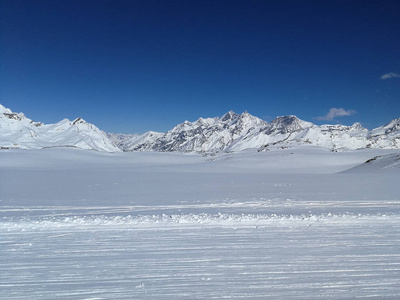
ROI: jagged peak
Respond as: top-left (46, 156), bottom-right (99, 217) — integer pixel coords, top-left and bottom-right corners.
top-left (236, 111), bottom-right (266, 127)
top-left (273, 114), bottom-right (297, 120)
top-left (169, 120), bottom-right (193, 132)
top-left (270, 115), bottom-right (304, 126)
top-left (238, 110), bottom-right (256, 119)
top-left (380, 117), bottom-right (400, 134)
top-left (195, 116), bottom-right (218, 126)
top-left (265, 115), bottom-right (313, 135)
top-left (0, 104), bottom-right (31, 122)
top-left (383, 117), bottom-right (400, 128)
top-left (221, 110), bottom-right (239, 122)
top-left (3, 112), bottom-right (26, 121)
top-left (0, 104), bottom-right (13, 114)
top-left (72, 117), bottom-right (87, 125)
top-left (350, 122), bottom-right (365, 130)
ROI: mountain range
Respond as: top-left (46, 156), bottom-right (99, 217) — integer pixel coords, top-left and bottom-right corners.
top-left (1, 104), bottom-right (399, 152)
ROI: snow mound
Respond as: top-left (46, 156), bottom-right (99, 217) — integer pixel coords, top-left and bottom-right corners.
top-left (3, 213), bottom-right (399, 230)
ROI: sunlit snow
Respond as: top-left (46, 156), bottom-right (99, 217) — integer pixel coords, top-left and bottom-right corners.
top-left (1, 147), bottom-right (400, 299)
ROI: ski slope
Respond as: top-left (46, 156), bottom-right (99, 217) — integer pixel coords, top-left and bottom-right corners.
top-left (1, 147), bottom-right (400, 299)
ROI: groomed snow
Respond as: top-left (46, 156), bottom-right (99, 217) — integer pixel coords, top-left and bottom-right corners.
top-left (1, 147), bottom-right (400, 299)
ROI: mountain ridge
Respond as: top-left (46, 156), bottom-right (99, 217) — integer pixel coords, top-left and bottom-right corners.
top-left (1, 104), bottom-right (400, 152)
top-left (109, 110), bottom-right (400, 153)
top-left (0, 104), bottom-right (120, 152)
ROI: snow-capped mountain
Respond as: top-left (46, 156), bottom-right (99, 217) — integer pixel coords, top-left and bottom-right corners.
top-left (116, 111), bottom-right (400, 152)
top-left (2, 104), bottom-right (400, 152)
top-left (115, 111), bottom-right (270, 152)
top-left (0, 104), bottom-right (120, 152)
top-left (107, 131), bottom-right (163, 151)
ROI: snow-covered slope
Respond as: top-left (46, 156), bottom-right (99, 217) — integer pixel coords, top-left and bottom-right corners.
top-left (117, 111), bottom-right (400, 152)
top-left (0, 104), bottom-right (120, 152)
top-left (343, 153), bottom-right (400, 173)
top-left (107, 131), bottom-right (164, 151)
top-left (368, 118), bottom-right (400, 148)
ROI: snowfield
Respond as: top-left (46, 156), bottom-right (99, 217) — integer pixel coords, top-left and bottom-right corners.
top-left (1, 147), bottom-right (400, 299)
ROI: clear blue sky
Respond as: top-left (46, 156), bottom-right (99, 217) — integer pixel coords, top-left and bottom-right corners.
top-left (1, 0), bottom-right (400, 133)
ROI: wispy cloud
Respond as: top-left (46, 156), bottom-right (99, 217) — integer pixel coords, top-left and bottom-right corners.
top-left (316, 108), bottom-right (356, 121)
top-left (380, 72), bottom-right (400, 80)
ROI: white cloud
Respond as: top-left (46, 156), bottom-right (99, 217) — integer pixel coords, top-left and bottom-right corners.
top-left (380, 72), bottom-right (400, 80)
top-left (316, 108), bottom-right (356, 121)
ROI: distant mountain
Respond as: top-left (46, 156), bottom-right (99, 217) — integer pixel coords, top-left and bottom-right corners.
top-left (0, 104), bottom-right (120, 152)
top-left (114, 111), bottom-right (400, 152)
top-left (2, 104), bottom-right (400, 152)
top-left (113, 111), bottom-right (270, 152)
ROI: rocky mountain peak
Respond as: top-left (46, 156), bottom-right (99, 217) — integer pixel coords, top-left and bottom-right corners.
top-left (383, 118), bottom-right (400, 133)
top-left (265, 115), bottom-right (312, 135)
top-left (350, 122), bottom-right (365, 131)
top-left (1, 104), bottom-right (26, 121)
top-left (0, 104), bottom-right (13, 114)
top-left (221, 110), bottom-right (239, 122)
top-left (72, 117), bottom-right (89, 125)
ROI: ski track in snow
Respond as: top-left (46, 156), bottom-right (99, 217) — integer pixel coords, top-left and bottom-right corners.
top-left (1, 148), bottom-right (400, 299)
top-left (2, 214), bottom-right (400, 299)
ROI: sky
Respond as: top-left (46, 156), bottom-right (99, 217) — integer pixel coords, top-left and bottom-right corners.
top-left (1, 0), bottom-right (400, 133)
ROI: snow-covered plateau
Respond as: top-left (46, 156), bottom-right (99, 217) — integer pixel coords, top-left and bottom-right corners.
top-left (1, 146), bottom-right (400, 299)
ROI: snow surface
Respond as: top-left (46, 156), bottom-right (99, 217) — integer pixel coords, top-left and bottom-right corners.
top-left (1, 147), bottom-right (400, 299)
